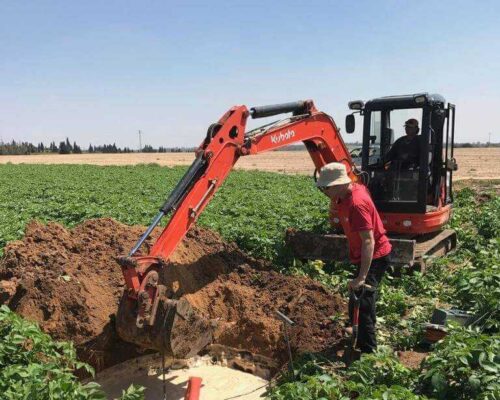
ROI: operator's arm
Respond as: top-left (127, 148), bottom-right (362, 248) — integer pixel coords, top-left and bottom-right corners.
top-left (384, 138), bottom-right (399, 163)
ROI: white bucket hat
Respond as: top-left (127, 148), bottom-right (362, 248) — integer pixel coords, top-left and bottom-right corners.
top-left (316, 162), bottom-right (351, 187)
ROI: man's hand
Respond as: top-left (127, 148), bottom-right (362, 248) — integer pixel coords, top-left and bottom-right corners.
top-left (348, 276), bottom-right (366, 291)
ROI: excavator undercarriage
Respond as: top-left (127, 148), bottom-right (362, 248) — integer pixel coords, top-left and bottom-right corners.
top-left (285, 228), bottom-right (457, 273)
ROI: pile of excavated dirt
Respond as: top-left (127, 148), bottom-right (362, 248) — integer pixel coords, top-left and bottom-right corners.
top-left (184, 268), bottom-right (344, 360)
top-left (0, 218), bottom-right (345, 372)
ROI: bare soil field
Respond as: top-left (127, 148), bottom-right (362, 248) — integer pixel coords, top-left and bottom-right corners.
top-left (0, 148), bottom-right (498, 180)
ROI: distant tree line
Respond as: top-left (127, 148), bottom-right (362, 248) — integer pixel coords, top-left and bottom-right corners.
top-left (454, 142), bottom-right (499, 148)
top-left (0, 138), bottom-right (85, 155)
top-left (0, 139), bottom-right (197, 155)
top-left (142, 145), bottom-right (196, 153)
top-left (88, 143), bottom-right (133, 153)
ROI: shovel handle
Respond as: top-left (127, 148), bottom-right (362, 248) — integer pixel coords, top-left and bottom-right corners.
top-left (352, 305), bottom-right (360, 326)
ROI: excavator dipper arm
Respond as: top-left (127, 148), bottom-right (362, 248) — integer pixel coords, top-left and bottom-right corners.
top-left (116, 100), bottom-right (356, 356)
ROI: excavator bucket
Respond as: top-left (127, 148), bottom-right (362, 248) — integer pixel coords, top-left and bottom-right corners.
top-left (115, 256), bottom-right (213, 358)
top-left (115, 287), bottom-right (213, 358)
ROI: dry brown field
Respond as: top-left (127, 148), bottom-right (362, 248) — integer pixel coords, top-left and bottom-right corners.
top-left (0, 148), bottom-right (498, 180)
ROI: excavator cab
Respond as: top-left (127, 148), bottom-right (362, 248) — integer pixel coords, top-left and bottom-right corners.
top-left (346, 93), bottom-right (457, 234)
top-left (291, 94), bottom-right (459, 272)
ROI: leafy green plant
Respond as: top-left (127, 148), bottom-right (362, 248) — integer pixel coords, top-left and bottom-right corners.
top-left (119, 385), bottom-right (146, 400)
top-left (419, 328), bottom-right (500, 400)
top-left (347, 346), bottom-right (418, 390)
top-left (377, 283), bottom-right (408, 317)
top-left (266, 353), bottom-right (348, 400)
top-left (374, 277), bottom-right (436, 349)
top-left (288, 259), bottom-right (352, 295)
top-left (267, 347), bottom-right (430, 400)
top-left (449, 187), bottom-right (500, 253)
top-left (267, 373), bottom-right (348, 400)
top-left (475, 197), bottom-right (500, 240)
top-left (267, 349), bottom-right (426, 400)
top-left (395, 267), bottom-right (452, 299)
top-left (450, 241), bottom-right (500, 331)
top-left (358, 385), bottom-right (429, 400)
top-left (0, 306), bottom-right (143, 400)
top-left (378, 303), bottom-right (434, 350)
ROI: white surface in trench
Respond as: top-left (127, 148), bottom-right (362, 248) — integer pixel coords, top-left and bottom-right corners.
top-left (95, 354), bottom-right (268, 400)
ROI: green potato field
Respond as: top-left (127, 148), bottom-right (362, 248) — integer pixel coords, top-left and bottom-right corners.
top-left (0, 164), bottom-right (499, 400)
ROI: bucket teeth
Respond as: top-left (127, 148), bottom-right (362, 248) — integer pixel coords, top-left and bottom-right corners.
top-left (116, 289), bottom-right (213, 358)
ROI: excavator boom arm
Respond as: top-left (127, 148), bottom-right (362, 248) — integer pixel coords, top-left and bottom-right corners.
top-left (128, 100), bottom-right (355, 273)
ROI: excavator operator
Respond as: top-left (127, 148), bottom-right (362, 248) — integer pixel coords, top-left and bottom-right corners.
top-left (385, 118), bottom-right (421, 169)
top-left (317, 162), bottom-right (392, 354)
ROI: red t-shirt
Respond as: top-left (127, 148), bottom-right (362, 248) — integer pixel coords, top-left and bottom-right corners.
top-left (336, 183), bottom-right (392, 264)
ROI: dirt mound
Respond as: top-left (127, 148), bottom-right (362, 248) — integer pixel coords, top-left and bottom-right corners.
top-left (0, 218), bottom-right (345, 371)
top-left (185, 267), bottom-right (344, 360)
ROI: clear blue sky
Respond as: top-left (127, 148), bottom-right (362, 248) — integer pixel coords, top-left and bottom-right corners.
top-left (1, 0), bottom-right (499, 148)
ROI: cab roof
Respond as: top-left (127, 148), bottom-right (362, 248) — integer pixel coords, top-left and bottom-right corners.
top-left (364, 93), bottom-right (446, 111)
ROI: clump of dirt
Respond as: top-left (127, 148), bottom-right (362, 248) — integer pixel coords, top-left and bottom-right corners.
top-left (398, 350), bottom-right (428, 369)
top-left (0, 218), bottom-right (345, 371)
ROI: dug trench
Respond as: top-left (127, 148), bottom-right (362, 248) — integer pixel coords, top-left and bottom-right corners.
top-left (0, 218), bottom-right (345, 376)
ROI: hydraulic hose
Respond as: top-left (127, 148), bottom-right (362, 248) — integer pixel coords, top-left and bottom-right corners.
top-left (250, 101), bottom-right (309, 119)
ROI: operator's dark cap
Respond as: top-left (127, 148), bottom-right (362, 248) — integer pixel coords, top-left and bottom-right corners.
top-left (404, 118), bottom-right (419, 128)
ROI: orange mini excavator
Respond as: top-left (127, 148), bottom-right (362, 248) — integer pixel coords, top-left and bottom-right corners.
top-left (116, 95), bottom-right (457, 357)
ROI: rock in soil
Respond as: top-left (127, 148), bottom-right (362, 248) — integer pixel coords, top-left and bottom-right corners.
top-left (0, 218), bottom-right (345, 371)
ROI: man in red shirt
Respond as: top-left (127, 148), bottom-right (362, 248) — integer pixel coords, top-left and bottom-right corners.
top-left (317, 162), bottom-right (392, 353)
